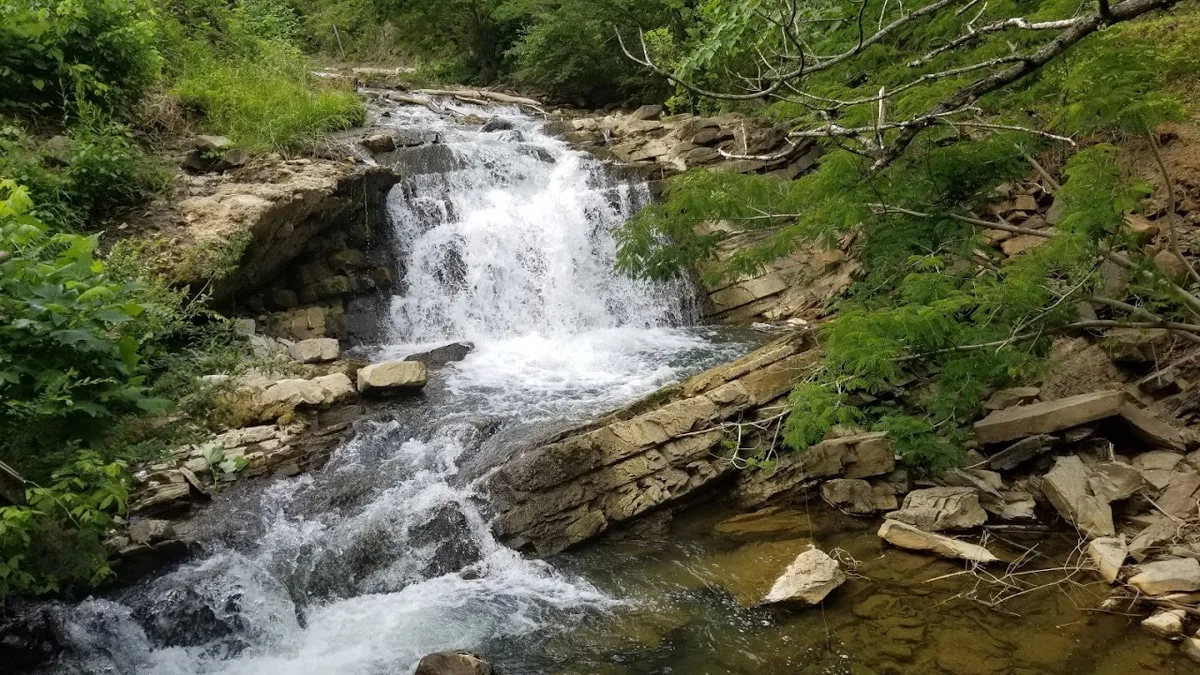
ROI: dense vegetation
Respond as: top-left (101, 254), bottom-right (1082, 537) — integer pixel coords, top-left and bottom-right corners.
top-left (0, 0), bottom-right (361, 598)
top-left (613, 0), bottom-right (1200, 471)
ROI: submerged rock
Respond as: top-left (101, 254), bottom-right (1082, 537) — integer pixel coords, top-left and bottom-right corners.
top-left (414, 650), bottom-right (494, 675)
top-left (713, 506), bottom-right (813, 538)
top-left (1142, 609), bottom-right (1186, 637)
top-left (761, 547), bottom-right (846, 606)
top-left (1086, 536), bottom-right (1128, 583)
top-left (877, 520), bottom-right (998, 564)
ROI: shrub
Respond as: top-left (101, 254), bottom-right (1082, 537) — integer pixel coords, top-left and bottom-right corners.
top-left (0, 0), bottom-right (162, 114)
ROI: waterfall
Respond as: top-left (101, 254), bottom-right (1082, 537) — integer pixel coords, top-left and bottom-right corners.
top-left (35, 97), bottom-right (748, 675)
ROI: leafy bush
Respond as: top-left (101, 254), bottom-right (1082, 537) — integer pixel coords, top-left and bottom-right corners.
top-left (173, 40), bottom-right (363, 152)
top-left (0, 451), bottom-right (130, 597)
top-left (0, 0), bottom-right (162, 113)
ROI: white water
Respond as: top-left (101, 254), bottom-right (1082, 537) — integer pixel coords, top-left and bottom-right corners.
top-left (40, 97), bottom-right (750, 675)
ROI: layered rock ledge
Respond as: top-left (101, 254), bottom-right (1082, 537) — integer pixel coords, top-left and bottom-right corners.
top-left (484, 331), bottom-right (819, 554)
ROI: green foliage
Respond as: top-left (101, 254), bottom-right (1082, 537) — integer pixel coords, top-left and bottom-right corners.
top-left (0, 0), bottom-right (162, 114)
top-left (0, 181), bottom-right (171, 475)
top-left (0, 451), bottom-right (129, 597)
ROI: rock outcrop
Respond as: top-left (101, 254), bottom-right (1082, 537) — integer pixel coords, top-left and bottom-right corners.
top-left (733, 432), bottom-right (895, 508)
top-left (484, 331), bottom-right (819, 554)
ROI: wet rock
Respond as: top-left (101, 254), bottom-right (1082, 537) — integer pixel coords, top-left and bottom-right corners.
top-left (360, 133), bottom-right (396, 153)
top-left (983, 386), bottom-right (1040, 411)
top-left (1142, 609), bottom-right (1186, 637)
top-left (1040, 455), bottom-right (1115, 538)
top-left (877, 520), bottom-right (998, 564)
top-left (974, 390), bottom-right (1124, 445)
top-left (357, 360), bottom-right (427, 394)
top-left (415, 650), bottom-right (495, 675)
top-left (0, 609), bottom-right (61, 671)
top-left (760, 547), bottom-right (846, 606)
top-left (406, 342), bottom-right (474, 367)
top-left (287, 337), bottom-right (340, 364)
top-left (886, 487), bottom-right (987, 532)
top-left (1128, 558), bottom-right (1200, 595)
top-left (1182, 635), bottom-right (1200, 663)
top-left (1119, 402), bottom-right (1186, 451)
top-left (128, 519), bottom-right (175, 545)
top-left (1087, 536), bottom-right (1127, 583)
top-left (481, 117), bottom-right (515, 132)
top-left (820, 478), bottom-right (878, 515)
top-left (382, 144), bottom-right (463, 176)
top-left (409, 506), bottom-right (483, 577)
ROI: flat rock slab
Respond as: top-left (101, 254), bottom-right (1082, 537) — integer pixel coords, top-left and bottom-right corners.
top-left (1041, 455), bottom-right (1115, 538)
top-left (974, 390), bottom-right (1124, 445)
top-left (357, 360), bottom-right (428, 393)
top-left (1119, 402), bottom-right (1186, 451)
top-left (1128, 558), bottom-right (1200, 596)
top-left (877, 519), bottom-right (998, 564)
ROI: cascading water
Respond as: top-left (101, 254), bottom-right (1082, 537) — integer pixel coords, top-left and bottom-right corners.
top-left (34, 97), bottom-right (752, 674)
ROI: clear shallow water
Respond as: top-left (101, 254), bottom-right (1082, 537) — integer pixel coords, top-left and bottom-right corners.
top-left (36, 97), bottom-right (756, 674)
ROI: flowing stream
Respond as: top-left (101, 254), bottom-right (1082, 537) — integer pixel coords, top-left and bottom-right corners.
top-left (36, 98), bottom-right (753, 674)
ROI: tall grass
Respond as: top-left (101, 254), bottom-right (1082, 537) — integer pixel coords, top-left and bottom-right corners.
top-left (173, 41), bottom-right (364, 153)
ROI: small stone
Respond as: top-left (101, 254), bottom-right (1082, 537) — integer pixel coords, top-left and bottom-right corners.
top-left (1086, 536), bottom-right (1127, 583)
top-left (414, 650), bottom-right (494, 675)
top-left (983, 387), bottom-right (1040, 411)
top-left (760, 547), bottom-right (846, 606)
top-left (1154, 250), bottom-right (1190, 284)
top-left (1182, 637), bottom-right (1200, 663)
top-left (195, 135), bottom-right (232, 152)
top-left (128, 519), bottom-right (175, 545)
top-left (1142, 609), bottom-right (1186, 637)
top-left (1128, 558), bottom-right (1200, 596)
top-left (1134, 451), bottom-right (1185, 489)
top-left (1125, 214), bottom-right (1160, 245)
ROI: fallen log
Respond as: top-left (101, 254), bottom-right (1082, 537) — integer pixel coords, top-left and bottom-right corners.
top-left (414, 88), bottom-right (541, 107)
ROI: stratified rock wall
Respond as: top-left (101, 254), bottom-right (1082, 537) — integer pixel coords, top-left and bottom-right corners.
top-left (484, 331), bottom-right (819, 554)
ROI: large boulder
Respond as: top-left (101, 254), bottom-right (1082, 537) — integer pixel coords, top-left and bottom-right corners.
top-left (886, 487), bottom-right (987, 532)
top-left (760, 548), bottom-right (846, 606)
top-left (357, 360), bottom-right (428, 394)
top-left (973, 390), bottom-right (1124, 445)
top-left (877, 520), bottom-right (998, 564)
top-left (414, 650), bottom-right (494, 675)
top-left (259, 373), bottom-right (356, 410)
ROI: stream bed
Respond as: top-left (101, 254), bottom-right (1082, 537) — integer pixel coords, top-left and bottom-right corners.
top-left (32, 96), bottom-right (1198, 674)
